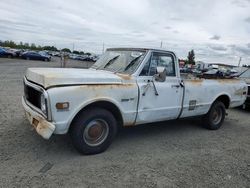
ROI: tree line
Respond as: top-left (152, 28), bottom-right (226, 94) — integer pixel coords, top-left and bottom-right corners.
top-left (0, 40), bottom-right (89, 55)
top-left (179, 49), bottom-right (196, 65)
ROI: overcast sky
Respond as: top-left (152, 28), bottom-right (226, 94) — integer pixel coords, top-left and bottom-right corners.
top-left (0, 0), bottom-right (250, 65)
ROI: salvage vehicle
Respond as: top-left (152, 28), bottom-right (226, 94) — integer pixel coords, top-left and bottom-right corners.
top-left (21, 51), bottom-right (51, 61)
top-left (0, 48), bottom-right (15, 58)
top-left (22, 48), bottom-right (248, 154)
top-left (239, 68), bottom-right (250, 109)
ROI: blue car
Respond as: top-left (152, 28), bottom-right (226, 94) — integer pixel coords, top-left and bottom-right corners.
top-left (21, 51), bottom-right (51, 61)
top-left (0, 48), bottom-right (14, 58)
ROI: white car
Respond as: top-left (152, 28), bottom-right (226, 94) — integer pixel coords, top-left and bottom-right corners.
top-left (22, 48), bottom-right (248, 154)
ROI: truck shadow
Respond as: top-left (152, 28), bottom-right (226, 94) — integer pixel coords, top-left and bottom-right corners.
top-left (116, 118), bottom-right (203, 141)
top-left (47, 118), bottom-right (203, 155)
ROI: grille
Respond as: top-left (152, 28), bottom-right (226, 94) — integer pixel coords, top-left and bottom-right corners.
top-left (24, 84), bottom-right (41, 109)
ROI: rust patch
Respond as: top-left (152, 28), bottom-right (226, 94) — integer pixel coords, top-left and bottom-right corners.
top-left (34, 117), bottom-right (55, 139)
top-left (79, 83), bottom-right (135, 89)
top-left (36, 117), bottom-right (49, 131)
top-left (116, 73), bottom-right (132, 80)
top-left (216, 79), bottom-right (240, 84)
top-left (123, 121), bottom-right (136, 127)
top-left (185, 79), bottom-right (204, 86)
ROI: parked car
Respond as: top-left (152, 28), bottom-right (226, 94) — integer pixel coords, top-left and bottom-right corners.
top-left (239, 68), bottom-right (250, 109)
top-left (21, 51), bottom-right (51, 61)
top-left (0, 48), bottom-right (15, 58)
top-left (22, 48), bottom-right (247, 154)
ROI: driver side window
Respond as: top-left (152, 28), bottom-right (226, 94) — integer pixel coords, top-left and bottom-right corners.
top-left (140, 52), bottom-right (176, 76)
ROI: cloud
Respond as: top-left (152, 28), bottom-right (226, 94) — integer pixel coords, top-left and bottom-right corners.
top-left (209, 45), bottom-right (227, 51)
top-left (210, 35), bottom-right (221, 40)
top-left (0, 0), bottom-right (250, 65)
top-left (247, 43), bottom-right (250, 48)
top-left (231, 0), bottom-right (250, 8)
top-left (245, 17), bottom-right (250, 23)
top-left (234, 46), bottom-right (250, 54)
top-left (164, 26), bottom-right (171, 30)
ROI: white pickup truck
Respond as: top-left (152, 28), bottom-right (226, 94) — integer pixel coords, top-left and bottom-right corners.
top-left (22, 48), bottom-right (248, 154)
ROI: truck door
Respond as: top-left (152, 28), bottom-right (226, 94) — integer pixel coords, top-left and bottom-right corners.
top-left (136, 51), bottom-right (183, 124)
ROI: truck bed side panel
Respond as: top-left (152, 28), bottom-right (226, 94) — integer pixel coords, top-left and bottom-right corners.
top-left (180, 79), bottom-right (246, 118)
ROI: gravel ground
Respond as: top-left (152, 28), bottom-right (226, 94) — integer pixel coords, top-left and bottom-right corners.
top-left (0, 57), bottom-right (249, 188)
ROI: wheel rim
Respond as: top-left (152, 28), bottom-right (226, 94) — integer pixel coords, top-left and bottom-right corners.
top-left (211, 106), bottom-right (222, 125)
top-left (83, 119), bottom-right (109, 146)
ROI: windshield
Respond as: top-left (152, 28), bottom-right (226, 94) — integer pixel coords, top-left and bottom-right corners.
top-left (91, 49), bottom-right (146, 74)
top-left (240, 69), bottom-right (250, 78)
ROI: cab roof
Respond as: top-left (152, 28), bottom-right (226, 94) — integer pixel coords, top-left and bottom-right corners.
top-left (107, 47), bottom-right (175, 54)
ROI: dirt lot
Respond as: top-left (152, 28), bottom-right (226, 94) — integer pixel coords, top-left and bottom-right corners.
top-left (0, 57), bottom-right (249, 187)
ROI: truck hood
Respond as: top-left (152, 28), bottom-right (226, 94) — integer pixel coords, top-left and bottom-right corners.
top-left (25, 68), bottom-right (129, 88)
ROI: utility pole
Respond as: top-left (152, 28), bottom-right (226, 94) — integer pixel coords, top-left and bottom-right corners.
top-left (102, 42), bottom-right (105, 54)
top-left (238, 57), bottom-right (242, 67)
top-left (160, 41), bottom-right (163, 48)
top-left (72, 43), bottom-right (75, 52)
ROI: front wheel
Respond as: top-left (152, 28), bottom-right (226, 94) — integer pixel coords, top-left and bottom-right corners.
top-left (70, 108), bottom-right (117, 155)
top-left (203, 101), bottom-right (226, 130)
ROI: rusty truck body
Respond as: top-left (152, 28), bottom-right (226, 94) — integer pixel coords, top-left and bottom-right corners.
top-left (22, 48), bottom-right (248, 154)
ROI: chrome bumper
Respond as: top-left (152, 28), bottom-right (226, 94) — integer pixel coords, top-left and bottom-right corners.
top-left (22, 96), bottom-right (55, 139)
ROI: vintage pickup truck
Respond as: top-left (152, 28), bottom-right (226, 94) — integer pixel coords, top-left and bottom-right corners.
top-left (22, 48), bottom-right (248, 154)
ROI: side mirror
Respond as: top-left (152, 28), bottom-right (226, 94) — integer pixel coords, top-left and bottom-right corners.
top-left (154, 66), bottom-right (166, 82)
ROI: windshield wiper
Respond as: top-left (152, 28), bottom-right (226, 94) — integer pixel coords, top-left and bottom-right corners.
top-left (116, 55), bottom-right (143, 73)
top-left (103, 55), bottom-right (120, 69)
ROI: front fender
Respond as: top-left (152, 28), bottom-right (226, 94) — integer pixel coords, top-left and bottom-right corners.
top-left (47, 84), bottom-right (138, 134)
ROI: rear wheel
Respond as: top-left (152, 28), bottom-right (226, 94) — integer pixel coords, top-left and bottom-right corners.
top-left (70, 108), bottom-right (117, 155)
top-left (203, 101), bottom-right (226, 130)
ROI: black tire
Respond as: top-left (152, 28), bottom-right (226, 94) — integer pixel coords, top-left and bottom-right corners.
top-left (70, 108), bottom-right (117, 155)
top-left (44, 58), bottom-right (48, 62)
top-left (203, 101), bottom-right (226, 130)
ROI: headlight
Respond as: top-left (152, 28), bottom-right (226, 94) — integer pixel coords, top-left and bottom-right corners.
top-left (40, 93), bottom-right (47, 115)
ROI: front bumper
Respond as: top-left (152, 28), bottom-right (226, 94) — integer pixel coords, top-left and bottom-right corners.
top-left (22, 96), bottom-right (55, 139)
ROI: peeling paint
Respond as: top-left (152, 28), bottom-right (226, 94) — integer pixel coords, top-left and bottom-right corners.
top-left (24, 100), bottom-right (55, 140)
top-left (185, 79), bottom-right (204, 86)
top-left (116, 73), bottom-right (132, 80)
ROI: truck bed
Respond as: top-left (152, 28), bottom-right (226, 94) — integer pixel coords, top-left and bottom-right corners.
top-left (180, 73), bottom-right (246, 118)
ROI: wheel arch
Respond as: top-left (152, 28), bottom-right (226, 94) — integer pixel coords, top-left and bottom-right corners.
top-left (214, 94), bottom-right (230, 109)
top-left (69, 99), bottom-right (124, 131)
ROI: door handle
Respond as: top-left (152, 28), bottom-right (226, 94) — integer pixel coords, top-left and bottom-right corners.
top-left (171, 84), bottom-right (180, 88)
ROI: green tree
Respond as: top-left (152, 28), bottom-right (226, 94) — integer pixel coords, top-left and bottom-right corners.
top-left (24, 43), bottom-right (30, 49)
top-left (73, 50), bottom-right (80, 54)
top-left (187, 49), bottom-right (195, 65)
top-left (30, 43), bottom-right (36, 50)
top-left (43, 46), bottom-right (58, 51)
top-left (85, 52), bottom-right (91, 56)
top-left (61, 48), bottom-right (71, 53)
